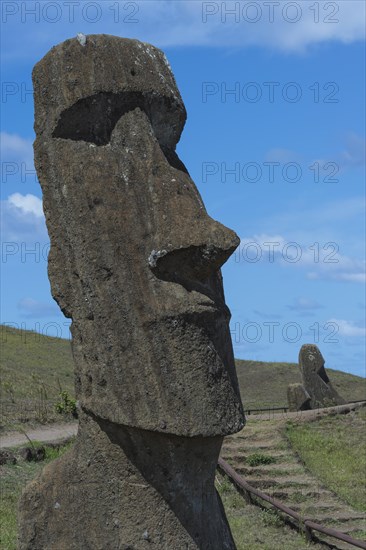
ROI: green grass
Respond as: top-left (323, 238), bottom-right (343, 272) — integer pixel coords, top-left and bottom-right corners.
top-left (0, 440), bottom-right (74, 550)
top-left (285, 408), bottom-right (366, 511)
top-left (0, 325), bottom-right (75, 430)
top-left (246, 453), bottom-right (276, 467)
top-left (216, 474), bottom-right (327, 549)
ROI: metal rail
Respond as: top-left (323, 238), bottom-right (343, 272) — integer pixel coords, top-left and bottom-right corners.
top-left (245, 406), bottom-right (288, 415)
top-left (218, 458), bottom-right (366, 550)
top-left (244, 399), bottom-right (366, 416)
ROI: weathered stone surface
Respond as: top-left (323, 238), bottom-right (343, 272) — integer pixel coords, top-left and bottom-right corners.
top-left (31, 34), bottom-right (243, 436)
top-left (287, 383), bottom-right (311, 412)
top-left (299, 344), bottom-right (345, 409)
top-left (0, 449), bottom-right (17, 465)
top-left (18, 35), bottom-right (245, 549)
top-left (19, 412), bottom-right (236, 549)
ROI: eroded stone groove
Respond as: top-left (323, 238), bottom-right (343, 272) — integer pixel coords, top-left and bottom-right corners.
top-left (18, 35), bottom-right (245, 549)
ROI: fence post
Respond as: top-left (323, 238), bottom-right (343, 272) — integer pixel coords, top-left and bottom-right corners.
top-left (304, 521), bottom-right (313, 542)
top-left (239, 485), bottom-right (252, 504)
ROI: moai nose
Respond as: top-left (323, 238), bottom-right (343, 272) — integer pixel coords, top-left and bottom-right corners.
top-left (149, 218), bottom-right (240, 282)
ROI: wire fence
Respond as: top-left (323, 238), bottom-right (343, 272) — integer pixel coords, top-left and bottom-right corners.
top-left (244, 399), bottom-right (366, 416)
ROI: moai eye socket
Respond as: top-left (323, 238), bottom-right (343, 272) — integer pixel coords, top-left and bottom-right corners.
top-left (52, 91), bottom-right (183, 150)
top-left (52, 91), bottom-right (145, 145)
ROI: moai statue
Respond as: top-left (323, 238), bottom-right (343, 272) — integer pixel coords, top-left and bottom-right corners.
top-left (287, 383), bottom-right (311, 412)
top-left (18, 35), bottom-right (245, 549)
top-left (299, 344), bottom-right (345, 409)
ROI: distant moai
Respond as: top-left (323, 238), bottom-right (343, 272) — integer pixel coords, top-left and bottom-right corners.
top-left (18, 35), bottom-right (245, 549)
top-left (287, 383), bottom-right (311, 412)
top-left (299, 344), bottom-right (345, 409)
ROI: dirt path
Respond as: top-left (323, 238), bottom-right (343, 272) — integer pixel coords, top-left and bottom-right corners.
top-left (1, 402), bottom-right (364, 449)
top-left (0, 422), bottom-right (78, 448)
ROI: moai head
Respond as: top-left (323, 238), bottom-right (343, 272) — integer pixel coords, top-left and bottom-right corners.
top-left (33, 35), bottom-right (245, 437)
top-left (299, 344), bottom-right (345, 408)
top-left (299, 344), bottom-right (328, 382)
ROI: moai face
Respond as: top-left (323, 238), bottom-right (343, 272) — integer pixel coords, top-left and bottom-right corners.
top-left (33, 35), bottom-right (245, 437)
top-left (300, 344), bottom-right (329, 382)
top-left (301, 345), bottom-right (324, 369)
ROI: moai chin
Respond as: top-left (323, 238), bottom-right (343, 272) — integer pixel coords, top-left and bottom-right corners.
top-left (18, 35), bottom-right (245, 549)
top-left (299, 344), bottom-right (345, 409)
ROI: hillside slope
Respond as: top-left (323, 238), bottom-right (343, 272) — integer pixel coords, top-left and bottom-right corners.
top-left (1, 325), bottom-right (364, 429)
top-left (236, 359), bottom-right (366, 409)
top-left (0, 326), bottom-right (74, 429)
top-left (0, 325), bottom-right (74, 400)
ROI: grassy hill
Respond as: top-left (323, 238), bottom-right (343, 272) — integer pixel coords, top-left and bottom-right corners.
top-left (0, 325), bottom-right (365, 430)
top-left (236, 359), bottom-right (366, 409)
top-left (0, 325), bottom-right (74, 430)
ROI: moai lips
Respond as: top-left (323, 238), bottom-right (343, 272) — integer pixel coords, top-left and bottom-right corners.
top-left (18, 35), bottom-right (245, 549)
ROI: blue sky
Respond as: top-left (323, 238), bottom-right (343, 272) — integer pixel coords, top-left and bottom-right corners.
top-left (1, 1), bottom-right (365, 376)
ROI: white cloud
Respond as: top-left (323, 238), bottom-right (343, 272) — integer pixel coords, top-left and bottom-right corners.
top-left (287, 297), bottom-right (323, 311)
top-left (0, 132), bottom-right (36, 185)
top-left (0, 132), bottom-right (33, 164)
top-left (1, 1), bottom-right (365, 61)
top-left (265, 148), bottom-right (302, 164)
top-left (82, 1), bottom-right (366, 53)
top-left (238, 232), bottom-right (365, 283)
top-left (252, 309), bottom-right (283, 319)
top-left (260, 197), bottom-right (365, 238)
top-left (308, 271), bottom-right (366, 283)
top-left (1, 193), bottom-right (46, 241)
top-left (317, 197), bottom-right (365, 223)
top-left (338, 273), bottom-right (366, 283)
top-left (266, 133), bottom-right (365, 183)
top-left (240, 233), bottom-right (286, 249)
top-left (261, 0), bottom-right (365, 52)
top-left (8, 193), bottom-right (43, 218)
top-left (17, 298), bottom-right (59, 318)
top-left (328, 319), bottom-right (366, 338)
top-left (340, 132), bottom-right (366, 168)
top-left (310, 132), bottom-right (366, 174)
